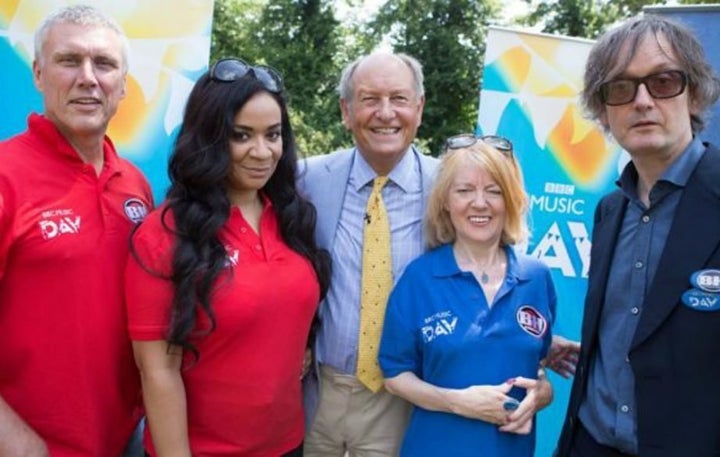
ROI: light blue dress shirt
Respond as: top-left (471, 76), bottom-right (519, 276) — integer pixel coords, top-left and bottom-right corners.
top-left (316, 147), bottom-right (426, 373)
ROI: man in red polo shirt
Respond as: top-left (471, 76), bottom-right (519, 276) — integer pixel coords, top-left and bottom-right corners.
top-left (0, 5), bottom-right (152, 456)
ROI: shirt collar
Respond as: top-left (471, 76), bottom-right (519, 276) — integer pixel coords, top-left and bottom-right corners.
top-left (28, 113), bottom-right (121, 175)
top-left (432, 243), bottom-right (528, 283)
top-left (350, 145), bottom-right (420, 193)
top-left (29, 113), bottom-right (84, 163)
top-left (617, 137), bottom-right (706, 195)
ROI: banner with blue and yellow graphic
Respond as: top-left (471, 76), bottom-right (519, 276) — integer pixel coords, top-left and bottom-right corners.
top-left (0, 0), bottom-right (215, 202)
top-left (477, 26), bottom-right (624, 457)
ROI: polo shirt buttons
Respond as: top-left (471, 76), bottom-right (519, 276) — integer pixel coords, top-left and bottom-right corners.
top-left (630, 307), bottom-right (639, 315)
top-left (254, 244), bottom-right (262, 251)
top-left (240, 227), bottom-right (247, 234)
top-left (641, 215), bottom-right (650, 223)
top-left (620, 405), bottom-right (630, 413)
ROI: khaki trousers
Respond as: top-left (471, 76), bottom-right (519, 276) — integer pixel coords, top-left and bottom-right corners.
top-left (304, 365), bottom-right (411, 457)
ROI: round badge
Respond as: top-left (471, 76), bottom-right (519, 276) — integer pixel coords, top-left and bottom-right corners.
top-left (690, 269), bottom-right (720, 293)
top-left (516, 305), bottom-right (548, 338)
top-left (123, 198), bottom-right (148, 223)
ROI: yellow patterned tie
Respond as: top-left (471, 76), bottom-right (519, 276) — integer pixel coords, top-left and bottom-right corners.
top-left (357, 176), bottom-right (392, 392)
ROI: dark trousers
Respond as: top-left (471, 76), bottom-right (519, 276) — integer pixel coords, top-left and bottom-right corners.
top-left (569, 422), bottom-right (636, 457)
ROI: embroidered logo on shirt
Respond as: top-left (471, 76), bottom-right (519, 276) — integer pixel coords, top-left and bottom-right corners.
top-left (38, 208), bottom-right (81, 240)
top-left (516, 306), bottom-right (548, 338)
top-left (421, 310), bottom-right (458, 343)
top-left (123, 198), bottom-right (149, 223)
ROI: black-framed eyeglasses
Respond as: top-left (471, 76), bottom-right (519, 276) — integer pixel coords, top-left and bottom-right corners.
top-left (444, 134), bottom-right (514, 158)
top-left (210, 58), bottom-right (284, 93)
top-left (599, 70), bottom-right (687, 106)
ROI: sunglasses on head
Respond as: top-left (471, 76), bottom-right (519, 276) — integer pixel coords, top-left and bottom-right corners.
top-left (443, 134), bottom-right (514, 158)
top-left (599, 70), bottom-right (687, 106)
top-left (209, 58), bottom-right (284, 93)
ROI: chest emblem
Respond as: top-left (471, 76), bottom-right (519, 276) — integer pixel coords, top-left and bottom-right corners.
top-left (38, 209), bottom-right (80, 240)
top-left (421, 310), bottom-right (458, 343)
top-left (516, 305), bottom-right (548, 338)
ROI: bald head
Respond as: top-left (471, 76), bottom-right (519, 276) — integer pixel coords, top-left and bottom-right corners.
top-left (337, 51), bottom-right (424, 103)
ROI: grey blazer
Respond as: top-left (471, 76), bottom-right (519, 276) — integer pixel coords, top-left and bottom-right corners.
top-left (297, 146), bottom-right (439, 428)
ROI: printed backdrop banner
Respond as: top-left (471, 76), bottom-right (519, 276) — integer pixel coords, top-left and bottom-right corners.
top-left (477, 26), bottom-right (623, 457)
top-left (0, 0), bottom-right (215, 202)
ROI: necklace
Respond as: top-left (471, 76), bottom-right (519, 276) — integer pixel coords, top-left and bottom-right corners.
top-left (453, 243), bottom-right (504, 286)
top-left (480, 271), bottom-right (490, 284)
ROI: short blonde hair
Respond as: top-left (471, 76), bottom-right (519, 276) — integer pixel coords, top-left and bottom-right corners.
top-left (425, 142), bottom-right (528, 249)
top-left (34, 4), bottom-right (129, 73)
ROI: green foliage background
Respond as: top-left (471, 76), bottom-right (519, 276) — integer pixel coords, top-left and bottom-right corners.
top-left (210, 0), bottom-right (716, 157)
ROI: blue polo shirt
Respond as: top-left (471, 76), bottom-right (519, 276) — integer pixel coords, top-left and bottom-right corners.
top-left (379, 244), bottom-right (556, 457)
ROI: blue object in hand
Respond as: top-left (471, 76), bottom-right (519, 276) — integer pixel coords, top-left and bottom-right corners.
top-left (503, 399), bottom-right (520, 411)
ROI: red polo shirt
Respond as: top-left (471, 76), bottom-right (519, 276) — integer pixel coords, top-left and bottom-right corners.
top-left (0, 114), bottom-right (152, 456)
top-left (126, 201), bottom-right (320, 456)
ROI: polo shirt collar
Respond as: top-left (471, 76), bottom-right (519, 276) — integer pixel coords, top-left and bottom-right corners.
top-left (432, 243), bottom-right (529, 283)
top-left (28, 113), bottom-right (121, 175)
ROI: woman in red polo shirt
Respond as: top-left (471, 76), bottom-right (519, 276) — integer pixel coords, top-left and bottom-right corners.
top-left (124, 58), bottom-right (330, 457)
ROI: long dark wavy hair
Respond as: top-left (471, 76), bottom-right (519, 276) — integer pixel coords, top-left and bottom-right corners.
top-left (153, 71), bottom-right (330, 359)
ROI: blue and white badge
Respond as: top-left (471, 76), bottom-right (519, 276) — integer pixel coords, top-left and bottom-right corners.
top-left (690, 269), bottom-right (720, 293)
top-left (682, 270), bottom-right (720, 311)
top-left (681, 289), bottom-right (720, 311)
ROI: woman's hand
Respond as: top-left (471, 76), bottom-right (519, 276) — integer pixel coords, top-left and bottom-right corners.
top-left (498, 375), bottom-right (553, 435)
top-left (447, 381), bottom-right (517, 426)
top-left (384, 372), bottom-right (551, 431)
top-left (385, 372), bottom-right (518, 426)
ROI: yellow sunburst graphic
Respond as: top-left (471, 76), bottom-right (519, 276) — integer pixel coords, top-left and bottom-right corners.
top-left (548, 103), bottom-right (612, 186)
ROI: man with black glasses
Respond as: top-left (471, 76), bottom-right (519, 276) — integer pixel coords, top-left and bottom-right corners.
top-left (555, 14), bottom-right (720, 457)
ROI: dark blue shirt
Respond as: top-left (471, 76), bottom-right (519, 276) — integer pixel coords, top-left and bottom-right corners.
top-left (578, 138), bottom-right (706, 454)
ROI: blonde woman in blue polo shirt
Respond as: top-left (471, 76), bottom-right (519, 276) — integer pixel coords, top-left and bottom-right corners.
top-left (378, 135), bottom-right (556, 457)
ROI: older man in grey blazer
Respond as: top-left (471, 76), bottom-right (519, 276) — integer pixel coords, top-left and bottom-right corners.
top-left (298, 51), bottom-right (436, 457)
